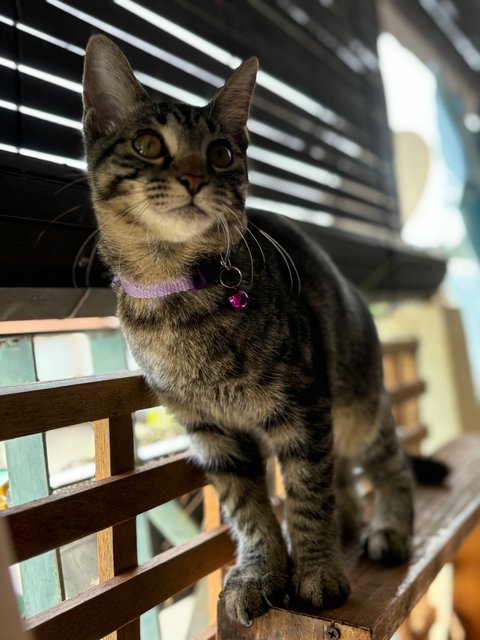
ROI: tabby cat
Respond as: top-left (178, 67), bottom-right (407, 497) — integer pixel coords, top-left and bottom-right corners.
top-left (83, 35), bottom-right (415, 626)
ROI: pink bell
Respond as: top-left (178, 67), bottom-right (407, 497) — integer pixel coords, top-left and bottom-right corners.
top-left (229, 289), bottom-right (248, 309)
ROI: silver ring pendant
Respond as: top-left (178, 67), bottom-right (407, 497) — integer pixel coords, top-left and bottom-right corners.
top-left (219, 266), bottom-right (243, 289)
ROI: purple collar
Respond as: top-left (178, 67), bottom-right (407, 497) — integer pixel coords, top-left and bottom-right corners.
top-left (112, 251), bottom-right (249, 310)
top-left (113, 266), bottom-right (210, 299)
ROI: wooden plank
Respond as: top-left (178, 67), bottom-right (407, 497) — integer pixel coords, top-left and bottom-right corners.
top-left (397, 350), bottom-right (420, 432)
top-left (1, 334), bottom-right (64, 617)
top-left (389, 380), bottom-right (426, 404)
top-left (217, 435), bottom-right (480, 640)
top-left (0, 372), bottom-right (154, 440)
top-left (94, 416), bottom-right (139, 640)
top-left (204, 485), bottom-right (223, 626)
top-left (147, 500), bottom-right (200, 545)
top-left (0, 518), bottom-right (32, 640)
top-left (382, 353), bottom-right (398, 390)
top-left (193, 625), bottom-right (217, 640)
top-left (2, 452), bottom-right (207, 563)
top-left (396, 423), bottom-right (428, 449)
top-left (382, 339), bottom-right (418, 356)
top-left (6, 435), bottom-right (64, 616)
top-left (136, 514), bottom-right (162, 639)
top-left (89, 331), bottom-right (128, 373)
top-left (0, 335), bottom-right (37, 385)
top-left (453, 524), bottom-right (480, 639)
top-left (25, 525), bottom-right (235, 640)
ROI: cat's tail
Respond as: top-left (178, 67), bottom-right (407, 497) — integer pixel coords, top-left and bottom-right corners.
top-left (406, 454), bottom-right (449, 484)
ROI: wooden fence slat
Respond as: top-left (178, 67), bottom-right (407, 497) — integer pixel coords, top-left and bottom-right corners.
top-left (381, 339), bottom-right (418, 356)
top-left (2, 452), bottom-right (207, 564)
top-left (0, 372), bottom-right (154, 440)
top-left (94, 416), bottom-right (139, 640)
top-left (0, 518), bottom-right (31, 640)
top-left (25, 525), bottom-right (235, 640)
top-left (193, 625), bottom-right (217, 640)
top-left (204, 485), bottom-right (223, 627)
top-left (1, 335), bottom-right (64, 617)
top-left (136, 514), bottom-right (162, 639)
top-left (389, 379), bottom-right (426, 404)
top-left (397, 423), bottom-right (428, 450)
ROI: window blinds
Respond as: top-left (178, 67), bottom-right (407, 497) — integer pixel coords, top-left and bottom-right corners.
top-left (0, 0), bottom-right (445, 316)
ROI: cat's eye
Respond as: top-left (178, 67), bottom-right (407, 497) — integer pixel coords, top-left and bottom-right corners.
top-left (207, 142), bottom-right (233, 169)
top-left (133, 132), bottom-right (165, 159)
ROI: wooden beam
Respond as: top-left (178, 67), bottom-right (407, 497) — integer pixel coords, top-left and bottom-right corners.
top-left (453, 524), bottom-right (480, 639)
top-left (382, 339), bottom-right (418, 356)
top-left (94, 416), bottom-right (139, 640)
top-left (204, 485), bottom-right (223, 626)
top-left (25, 525), bottom-right (235, 640)
top-left (2, 452), bottom-right (207, 563)
top-left (217, 435), bottom-right (480, 640)
top-left (0, 518), bottom-right (33, 640)
top-left (396, 423), bottom-right (428, 450)
top-left (0, 372), bottom-right (154, 440)
top-left (389, 380), bottom-right (426, 404)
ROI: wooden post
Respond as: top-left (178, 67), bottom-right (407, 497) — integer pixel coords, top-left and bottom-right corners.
top-left (203, 485), bottom-right (223, 627)
top-left (94, 416), bottom-right (140, 640)
top-left (0, 518), bottom-right (33, 639)
top-left (453, 524), bottom-right (480, 639)
top-left (398, 348), bottom-right (420, 446)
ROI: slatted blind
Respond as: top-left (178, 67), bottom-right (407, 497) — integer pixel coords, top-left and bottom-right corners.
top-left (418, 0), bottom-right (480, 72)
top-left (0, 0), bottom-right (445, 316)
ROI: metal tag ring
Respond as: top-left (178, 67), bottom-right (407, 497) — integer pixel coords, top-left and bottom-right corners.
top-left (219, 266), bottom-right (243, 289)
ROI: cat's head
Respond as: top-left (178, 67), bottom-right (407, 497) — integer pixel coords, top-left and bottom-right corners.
top-left (82, 35), bottom-right (258, 261)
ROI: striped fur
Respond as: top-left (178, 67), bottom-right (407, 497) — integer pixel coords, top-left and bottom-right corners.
top-left (83, 36), bottom-right (414, 626)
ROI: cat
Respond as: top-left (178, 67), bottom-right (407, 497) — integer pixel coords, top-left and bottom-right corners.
top-left (82, 34), bottom-right (416, 626)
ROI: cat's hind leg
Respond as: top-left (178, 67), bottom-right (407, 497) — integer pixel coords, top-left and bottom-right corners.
top-left (188, 423), bottom-right (288, 626)
top-left (357, 392), bottom-right (414, 565)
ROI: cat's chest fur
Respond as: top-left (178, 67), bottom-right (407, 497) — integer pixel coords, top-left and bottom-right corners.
top-left (120, 296), bottom-right (285, 429)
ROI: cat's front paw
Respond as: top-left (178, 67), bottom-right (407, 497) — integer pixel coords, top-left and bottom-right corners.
top-left (362, 527), bottom-right (411, 565)
top-left (292, 564), bottom-right (350, 610)
top-left (220, 565), bottom-right (288, 627)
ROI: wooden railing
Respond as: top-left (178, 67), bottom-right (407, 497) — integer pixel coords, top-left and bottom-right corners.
top-left (0, 371), bottom-right (233, 640)
top-left (0, 338), bottom-right (479, 640)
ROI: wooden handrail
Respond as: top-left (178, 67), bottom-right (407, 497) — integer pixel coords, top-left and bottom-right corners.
top-left (0, 370), bottom-right (425, 441)
top-left (1, 451), bottom-right (206, 564)
top-left (26, 525), bottom-right (235, 640)
top-left (0, 341), bottom-right (430, 640)
top-left (0, 371), bottom-right (154, 440)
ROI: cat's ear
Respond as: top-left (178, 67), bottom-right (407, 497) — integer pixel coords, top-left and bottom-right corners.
top-left (83, 35), bottom-right (151, 137)
top-left (210, 57), bottom-right (259, 144)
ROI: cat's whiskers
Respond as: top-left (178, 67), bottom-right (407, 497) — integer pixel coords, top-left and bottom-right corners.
top-left (223, 204), bottom-right (266, 265)
top-left (243, 224), bottom-right (266, 265)
top-left (54, 175), bottom-right (88, 196)
top-left (85, 238), bottom-right (100, 288)
top-left (35, 204), bottom-right (84, 247)
top-left (233, 224), bottom-right (254, 288)
top-left (78, 196), bottom-right (151, 286)
top-left (250, 222), bottom-right (302, 295)
top-left (72, 227), bottom-right (100, 288)
top-left (218, 216), bottom-right (232, 267)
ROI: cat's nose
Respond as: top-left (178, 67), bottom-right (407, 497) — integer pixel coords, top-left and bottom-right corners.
top-left (177, 173), bottom-right (208, 196)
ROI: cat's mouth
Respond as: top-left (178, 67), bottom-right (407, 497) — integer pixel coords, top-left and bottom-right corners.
top-left (168, 204), bottom-right (208, 218)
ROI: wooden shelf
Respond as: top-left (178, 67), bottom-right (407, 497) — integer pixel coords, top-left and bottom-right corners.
top-left (217, 435), bottom-right (480, 640)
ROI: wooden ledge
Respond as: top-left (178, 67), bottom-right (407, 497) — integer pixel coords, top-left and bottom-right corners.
top-left (218, 435), bottom-right (480, 640)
